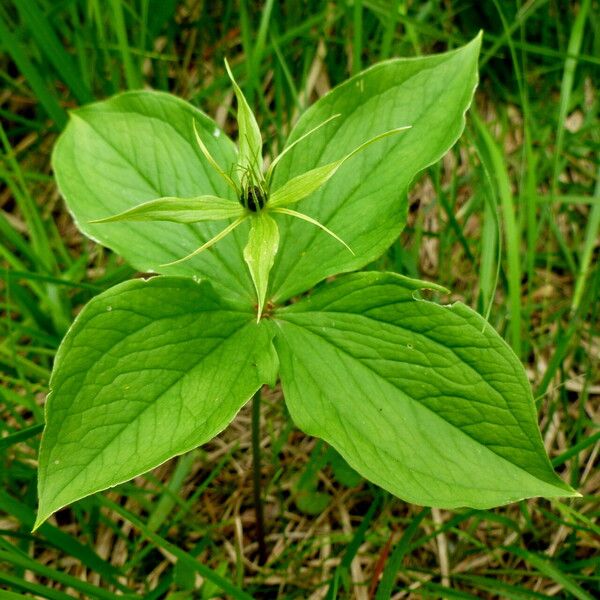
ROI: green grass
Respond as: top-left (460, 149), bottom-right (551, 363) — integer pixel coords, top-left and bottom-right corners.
top-left (1, 1), bottom-right (598, 598)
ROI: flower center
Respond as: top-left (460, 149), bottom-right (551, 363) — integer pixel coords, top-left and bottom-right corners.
top-left (241, 185), bottom-right (267, 212)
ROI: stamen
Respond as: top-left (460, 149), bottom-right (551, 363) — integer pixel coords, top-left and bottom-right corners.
top-left (242, 185), bottom-right (267, 212)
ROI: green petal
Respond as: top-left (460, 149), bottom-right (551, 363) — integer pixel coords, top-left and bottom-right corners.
top-left (193, 120), bottom-right (240, 195)
top-left (265, 114), bottom-right (341, 185)
top-left (271, 207), bottom-right (353, 255)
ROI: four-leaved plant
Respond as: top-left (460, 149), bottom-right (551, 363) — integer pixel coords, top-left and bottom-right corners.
top-left (35, 34), bottom-right (577, 530)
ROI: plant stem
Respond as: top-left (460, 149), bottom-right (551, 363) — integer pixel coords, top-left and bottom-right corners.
top-left (251, 388), bottom-right (267, 565)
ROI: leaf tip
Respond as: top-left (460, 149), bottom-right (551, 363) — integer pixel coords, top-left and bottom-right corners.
top-left (32, 498), bottom-right (53, 532)
top-left (32, 515), bottom-right (44, 533)
top-left (561, 484), bottom-right (583, 499)
top-left (470, 30), bottom-right (484, 53)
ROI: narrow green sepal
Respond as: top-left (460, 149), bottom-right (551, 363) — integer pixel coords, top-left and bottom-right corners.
top-left (271, 207), bottom-right (353, 255)
top-left (224, 58), bottom-right (263, 181)
top-left (162, 216), bottom-right (247, 267)
top-left (269, 126), bottom-right (411, 208)
top-left (243, 213), bottom-right (279, 320)
top-left (90, 195), bottom-right (244, 224)
top-left (192, 120), bottom-right (240, 195)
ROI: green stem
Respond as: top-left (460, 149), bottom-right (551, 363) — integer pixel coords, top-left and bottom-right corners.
top-left (251, 388), bottom-right (267, 564)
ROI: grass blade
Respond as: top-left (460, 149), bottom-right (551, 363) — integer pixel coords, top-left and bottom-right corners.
top-left (0, 8), bottom-right (67, 127)
top-left (472, 111), bottom-right (522, 357)
top-left (15, 0), bottom-right (93, 103)
top-left (505, 546), bottom-right (595, 600)
top-left (375, 507), bottom-right (431, 599)
top-left (98, 496), bottom-right (255, 600)
top-left (109, 0), bottom-right (142, 89)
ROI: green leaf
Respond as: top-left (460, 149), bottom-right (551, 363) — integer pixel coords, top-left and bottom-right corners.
top-left (296, 490), bottom-right (331, 515)
top-left (243, 213), bottom-right (279, 319)
top-left (52, 91), bottom-right (255, 305)
top-left (224, 59), bottom-right (263, 180)
top-left (36, 276), bottom-right (277, 528)
top-left (274, 272), bottom-right (578, 508)
top-left (90, 195), bottom-right (244, 224)
top-left (268, 34), bottom-right (482, 302)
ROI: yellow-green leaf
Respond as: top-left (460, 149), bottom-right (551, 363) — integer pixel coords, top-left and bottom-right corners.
top-left (275, 272), bottom-right (578, 509)
top-left (36, 276), bottom-right (278, 529)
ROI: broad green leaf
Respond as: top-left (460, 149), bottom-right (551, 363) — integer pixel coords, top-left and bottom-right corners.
top-left (243, 213), bottom-right (279, 319)
top-left (274, 272), bottom-right (577, 508)
top-left (268, 34), bottom-right (482, 302)
top-left (36, 276), bottom-right (277, 528)
top-left (224, 59), bottom-right (263, 180)
top-left (52, 91), bottom-right (255, 305)
top-left (90, 195), bottom-right (244, 224)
